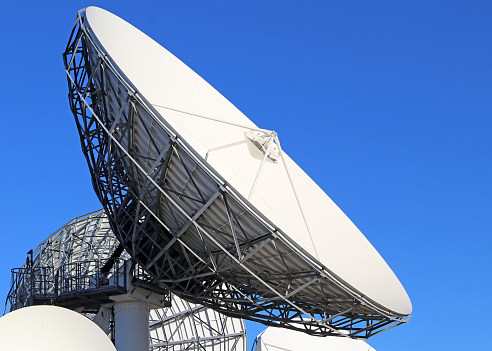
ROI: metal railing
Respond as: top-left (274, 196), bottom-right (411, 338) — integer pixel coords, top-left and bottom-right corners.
top-left (5, 258), bottom-right (128, 313)
top-left (57, 259), bottom-right (127, 295)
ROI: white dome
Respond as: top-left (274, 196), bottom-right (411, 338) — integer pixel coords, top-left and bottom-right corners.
top-left (255, 326), bottom-right (376, 351)
top-left (0, 305), bottom-right (116, 351)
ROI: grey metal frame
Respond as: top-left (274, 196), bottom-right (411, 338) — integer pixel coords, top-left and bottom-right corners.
top-left (5, 210), bottom-right (128, 313)
top-left (63, 9), bottom-right (409, 338)
top-left (150, 296), bottom-right (245, 351)
top-left (5, 210), bottom-right (246, 351)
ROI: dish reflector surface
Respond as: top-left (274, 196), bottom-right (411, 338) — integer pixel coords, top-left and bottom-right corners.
top-left (84, 6), bottom-right (411, 316)
top-left (0, 305), bottom-right (116, 351)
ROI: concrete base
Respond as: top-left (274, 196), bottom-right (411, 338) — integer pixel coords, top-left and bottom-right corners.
top-left (114, 301), bottom-right (150, 351)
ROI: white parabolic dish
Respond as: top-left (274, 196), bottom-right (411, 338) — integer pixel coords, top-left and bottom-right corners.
top-left (0, 305), bottom-right (117, 351)
top-left (84, 6), bottom-right (411, 316)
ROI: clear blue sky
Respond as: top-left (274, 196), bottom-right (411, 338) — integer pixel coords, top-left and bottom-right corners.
top-left (0, 1), bottom-right (490, 350)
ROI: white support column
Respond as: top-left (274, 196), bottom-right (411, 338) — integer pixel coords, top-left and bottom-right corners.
top-left (113, 301), bottom-right (150, 351)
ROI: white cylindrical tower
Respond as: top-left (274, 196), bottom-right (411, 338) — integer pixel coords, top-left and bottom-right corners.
top-left (114, 301), bottom-right (150, 351)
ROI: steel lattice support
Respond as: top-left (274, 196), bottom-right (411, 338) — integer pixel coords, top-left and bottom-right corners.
top-left (5, 210), bottom-right (128, 313)
top-left (63, 10), bottom-right (409, 339)
top-left (149, 298), bottom-right (245, 351)
top-left (5, 210), bottom-right (246, 351)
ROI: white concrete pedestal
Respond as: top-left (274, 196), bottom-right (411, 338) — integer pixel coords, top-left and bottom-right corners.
top-left (113, 301), bottom-right (150, 351)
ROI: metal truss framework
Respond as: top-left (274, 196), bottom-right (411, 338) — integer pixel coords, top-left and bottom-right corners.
top-left (63, 9), bottom-right (409, 338)
top-left (6, 210), bottom-right (128, 313)
top-left (5, 210), bottom-right (246, 351)
top-left (150, 296), bottom-right (245, 351)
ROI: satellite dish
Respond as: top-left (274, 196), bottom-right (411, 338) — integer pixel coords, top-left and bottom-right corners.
top-left (5, 210), bottom-right (246, 351)
top-left (0, 305), bottom-right (116, 351)
top-left (253, 326), bottom-right (376, 351)
top-left (63, 6), bottom-right (411, 337)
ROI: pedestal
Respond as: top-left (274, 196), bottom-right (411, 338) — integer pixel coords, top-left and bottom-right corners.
top-left (113, 301), bottom-right (149, 351)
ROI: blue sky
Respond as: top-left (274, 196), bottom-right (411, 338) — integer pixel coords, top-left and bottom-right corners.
top-left (0, 1), bottom-right (491, 350)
